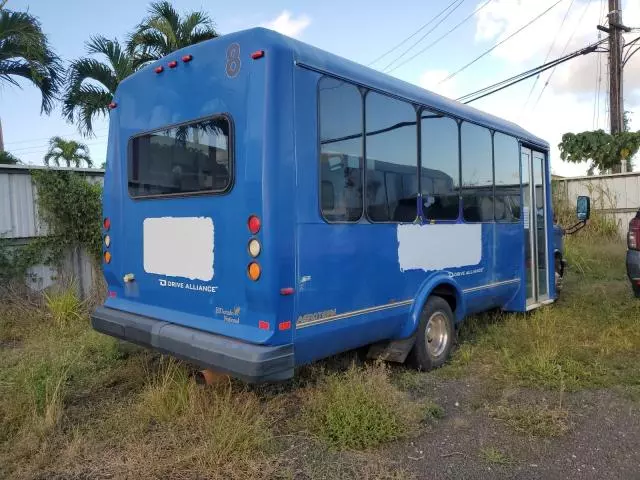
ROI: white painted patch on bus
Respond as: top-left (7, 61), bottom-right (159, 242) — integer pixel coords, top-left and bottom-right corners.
top-left (397, 224), bottom-right (482, 272)
top-left (143, 217), bottom-right (214, 281)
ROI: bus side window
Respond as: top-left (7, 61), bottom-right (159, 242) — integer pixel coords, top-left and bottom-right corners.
top-left (421, 110), bottom-right (459, 221)
top-left (461, 122), bottom-right (493, 223)
top-left (365, 91), bottom-right (417, 223)
top-left (318, 77), bottom-right (363, 222)
top-left (494, 132), bottom-right (520, 222)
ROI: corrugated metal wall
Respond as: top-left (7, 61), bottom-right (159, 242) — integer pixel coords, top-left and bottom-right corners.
top-left (556, 171), bottom-right (640, 237)
top-left (0, 165), bottom-right (105, 297)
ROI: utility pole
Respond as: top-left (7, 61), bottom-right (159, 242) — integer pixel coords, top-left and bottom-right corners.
top-left (598, 0), bottom-right (631, 172)
top-left (608, 0), bottom-right (624, 137)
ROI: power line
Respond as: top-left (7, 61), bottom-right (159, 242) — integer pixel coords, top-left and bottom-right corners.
top-left (530, 0), bottom-right (593, 112)
top-left (381, 0), bottom-right (466, 72)
top-left (520, 0), bottom-right (576, 115)
top-left (456, 38), bottom-right (605, 104)
top-left (366, 0), bottom-right (462, 67)
top-left (385, 0), bottom-right (494, 74)
top-left (439, 0), bottom-right (566, 85)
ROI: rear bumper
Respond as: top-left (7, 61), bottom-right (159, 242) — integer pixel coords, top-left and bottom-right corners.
top-left (91, 306), bottom-right (294, 383)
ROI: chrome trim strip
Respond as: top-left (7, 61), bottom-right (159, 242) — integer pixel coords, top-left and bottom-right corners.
top-left (462, 278), bottom-right (520, 294)
top-left (296, 299), bottom-right (413, 329)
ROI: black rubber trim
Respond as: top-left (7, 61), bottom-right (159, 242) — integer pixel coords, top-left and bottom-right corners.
top-left (91, 306), bottom-right (294, 383)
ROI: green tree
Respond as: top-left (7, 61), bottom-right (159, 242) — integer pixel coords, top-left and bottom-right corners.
top-left (558, 130), bottom-right (640, 175)
top-left (0, 7), bottom-right (62, 113)
top-left (0, 150), bottom-right (20, 164)
top-left (127, 1), bottom-right (218, 61)
top-left (44, 136), bottom-right (92, 168)
top-left (62, 37), bottom-right (143, 137)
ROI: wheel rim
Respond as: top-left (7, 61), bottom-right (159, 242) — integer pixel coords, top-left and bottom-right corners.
top-left (425, 311), bottom-right (449, 358)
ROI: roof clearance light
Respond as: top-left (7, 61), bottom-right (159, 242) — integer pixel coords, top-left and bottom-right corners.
top-left (182, 54), bottom-right (193, 62)
top-left (103, 217), bottom-right (111, 230)
top-left (104, 251), bottom-right (112, 264)
top-left (168, 60), bottom-right (178, 68)
top-left (108, 102), bottom-right (117, 110)
top-left (155, 66), bottom-right (164, 74)
top-left (104, 235), bottom-right (111, 248)
top-left (248, 215), bottom-right (261, 234)
top-left (251, 50), bottom-right (265, 60)
top-left (247, 262), bottom-right (261, 281)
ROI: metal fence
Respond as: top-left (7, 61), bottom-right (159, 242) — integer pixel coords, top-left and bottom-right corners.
top-left (554, 171), bottom-right (640, 237)
top-left (0, 164), bottom-right (105, 297)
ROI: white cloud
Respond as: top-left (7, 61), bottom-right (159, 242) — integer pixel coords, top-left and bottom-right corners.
top-left (262, 11), bottom-right (310, 39)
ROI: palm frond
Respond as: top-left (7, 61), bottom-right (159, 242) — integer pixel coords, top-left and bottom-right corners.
top-left (178, 11), bottom-right (216, 44)
top-left (0, 9), bottom-right (62, 113)
top-left (61, 83), bottom-right (112, 137)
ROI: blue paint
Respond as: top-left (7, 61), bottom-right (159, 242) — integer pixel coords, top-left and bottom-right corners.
top-left (98, 28), bottom-right (556, 371)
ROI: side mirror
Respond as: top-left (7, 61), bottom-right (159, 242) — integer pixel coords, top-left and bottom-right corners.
top-left (576, 195), bottom-right (590, 221)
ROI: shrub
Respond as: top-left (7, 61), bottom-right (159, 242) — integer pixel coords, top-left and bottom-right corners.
top-left (302, 363), bottom-right (421, 450)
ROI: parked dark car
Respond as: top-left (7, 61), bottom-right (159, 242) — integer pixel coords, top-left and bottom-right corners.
top-left (626, 210), bottom-right (640, 297)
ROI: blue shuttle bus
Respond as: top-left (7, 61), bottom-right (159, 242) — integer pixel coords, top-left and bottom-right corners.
top-left (92, 28), bottom-right (557, 382)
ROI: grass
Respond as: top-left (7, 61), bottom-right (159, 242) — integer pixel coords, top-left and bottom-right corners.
top-left (440, 239), bottom-right (640, 392)
top-left (1, 236), bottom-right (639, 477)
top-left (478, 446), bottom-right (512, 465)
top-left (489, 403), bottom-right (569, 437)
top-left (301, 362), bottom-right (423, 450)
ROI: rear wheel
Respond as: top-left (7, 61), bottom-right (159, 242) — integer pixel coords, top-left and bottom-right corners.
top-left (409, 296), bottom-right (455, 371)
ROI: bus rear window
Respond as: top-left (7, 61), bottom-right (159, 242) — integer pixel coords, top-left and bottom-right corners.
top-left (128, 116), bottom-right (232, 198)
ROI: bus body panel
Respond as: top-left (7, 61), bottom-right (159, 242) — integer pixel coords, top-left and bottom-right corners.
top-left (101, 30), bottom-right (296, 348)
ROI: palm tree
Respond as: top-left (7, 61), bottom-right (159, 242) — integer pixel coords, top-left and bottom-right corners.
top-left (127, 1), bottom-right (218, 61)
top-left (0, 6), bottom-right (62, 113)
top-left (62, 37), bottom-right (141, 137)
top-left (44, 136), bottom-right (92, 168)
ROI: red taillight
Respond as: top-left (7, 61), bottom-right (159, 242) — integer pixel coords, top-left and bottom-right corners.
top-left (248, 215), bottom-right (261, 234)
top-left (280, 287), bottom-right (294, 296)
top-left (103, 217), bottom-right (111, 230)
top-left (251, 50), bottom-right (265, 60)
top-left (108, 290), bottom-right (117, 298)
top-left (629, 218), bottom-right (640, 250)
top-left (258, 320), bottom-right (269, 330)
top-left (155, 66), bottom-right (164, 74)
top-left (182, 54), bottom-right (193, 62)
top-left (278, 320), bottom-right (291, 331)
top-left (168, 60), bottom-right (178, 68)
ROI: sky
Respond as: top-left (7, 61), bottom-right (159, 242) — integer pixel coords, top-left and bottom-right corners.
top-left (1, 0), bottom-right (639, 177)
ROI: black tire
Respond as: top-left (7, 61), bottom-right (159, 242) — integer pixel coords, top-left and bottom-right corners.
top-left (409, 296), bottom-right (455, 371)
top-left (632, 282), bottom-right (640, 298)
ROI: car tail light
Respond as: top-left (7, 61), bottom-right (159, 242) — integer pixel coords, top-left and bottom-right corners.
top-left (629, 218), bottom-right (640, 250)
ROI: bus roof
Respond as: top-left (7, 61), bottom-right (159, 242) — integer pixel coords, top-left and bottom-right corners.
top-left (237, 28), bottom-right (549, 150)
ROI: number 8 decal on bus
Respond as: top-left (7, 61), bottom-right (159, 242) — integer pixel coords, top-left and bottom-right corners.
top-left (226, 43), bottom-right (241, 78)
